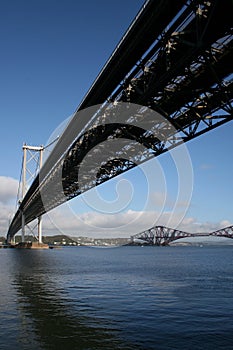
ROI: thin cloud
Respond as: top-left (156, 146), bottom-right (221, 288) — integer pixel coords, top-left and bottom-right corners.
top-left (0, 203), bottom-right (16, 235)
top-left (1, 178), bottom-right (231, 239)
top-left (40, 206), bottom-right (232, 238)
top-left (0, 176), bottom-right (19, 235)
top-left (0, 176), bottom-right (18, 204)
top-left (149, 191), bottom-right (191, 210)
top-left (200, 163), bottom-right (214, 170)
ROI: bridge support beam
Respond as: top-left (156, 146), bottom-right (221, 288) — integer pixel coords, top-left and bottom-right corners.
top-left (38, 216), bottom-right (42, 244)
top-left (21, 212), bottom-right (25, 243)
top-left (20, 143), bottom-right (44, 243)
top-left (37, 147), bottom-right (43, 244)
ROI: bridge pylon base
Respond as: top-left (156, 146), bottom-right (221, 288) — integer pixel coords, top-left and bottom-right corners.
top-left (14, 242), bottom-right (49, 249)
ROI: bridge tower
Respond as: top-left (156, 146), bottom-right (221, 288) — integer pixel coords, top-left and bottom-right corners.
top-left (20, 143), bottom-right (44, 243)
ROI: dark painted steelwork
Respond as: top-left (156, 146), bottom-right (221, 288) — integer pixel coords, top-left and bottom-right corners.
top-left (7, 0), bottom-right (233, 241)
top-left (131, 225), bottom-right (233, 245)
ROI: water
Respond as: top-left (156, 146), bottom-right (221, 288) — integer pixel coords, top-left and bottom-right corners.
top-left (1, 245), bottom-right (233, 350)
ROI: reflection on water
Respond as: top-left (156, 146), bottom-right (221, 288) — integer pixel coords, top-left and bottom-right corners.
top-left (1, 246), bottom-right (233, 350)
top-left (9, 249), bottom-right (135, 350)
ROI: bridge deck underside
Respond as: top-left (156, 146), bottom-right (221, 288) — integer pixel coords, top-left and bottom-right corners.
top-left (8, 0), bottom-right (233, 240)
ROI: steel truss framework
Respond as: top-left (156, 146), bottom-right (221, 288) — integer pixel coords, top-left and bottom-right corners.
top-left (131, 225), bottom-right (233, 246)
top-left (8, 0), bottom-right (233, 241)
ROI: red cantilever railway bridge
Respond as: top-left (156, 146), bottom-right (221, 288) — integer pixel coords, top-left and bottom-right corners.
top-left (7, 0), bottom-right (233, 242)
top-left (131, 225), bottom-right (233, 246)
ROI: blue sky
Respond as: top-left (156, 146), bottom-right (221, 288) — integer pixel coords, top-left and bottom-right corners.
top-left (0, 0), bottom-right (232, 237)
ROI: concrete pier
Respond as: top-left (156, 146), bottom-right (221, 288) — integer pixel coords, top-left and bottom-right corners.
top-left (8, 242), bottom-right (50, 249)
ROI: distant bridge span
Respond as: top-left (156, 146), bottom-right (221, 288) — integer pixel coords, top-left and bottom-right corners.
top-left (131, 225), bottom-right (233, 246)
top-left (7, 0), bottom-right (233, 242)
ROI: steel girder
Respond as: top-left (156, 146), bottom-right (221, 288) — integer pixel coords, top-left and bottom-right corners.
top-left (131, 225), bottom-right (233, 245)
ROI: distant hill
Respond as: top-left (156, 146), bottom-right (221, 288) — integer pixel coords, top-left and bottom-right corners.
top-left (5, 234), bottom-right (76, 245)
top-left (43, 235), bottom-right (76, 245)
top-left (71, 236), bottom-right (130, 246)
top-left (3, 235), bottom-right (130, 246)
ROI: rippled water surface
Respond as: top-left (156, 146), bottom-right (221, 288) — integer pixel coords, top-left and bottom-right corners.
top-left (1, 245), bottom-right (233, 349)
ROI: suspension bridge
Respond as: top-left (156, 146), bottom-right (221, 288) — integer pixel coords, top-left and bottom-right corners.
top-left (7, 0), bottom-right (233, 243)
top-left (131, 225), bottom-right (233, 246)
